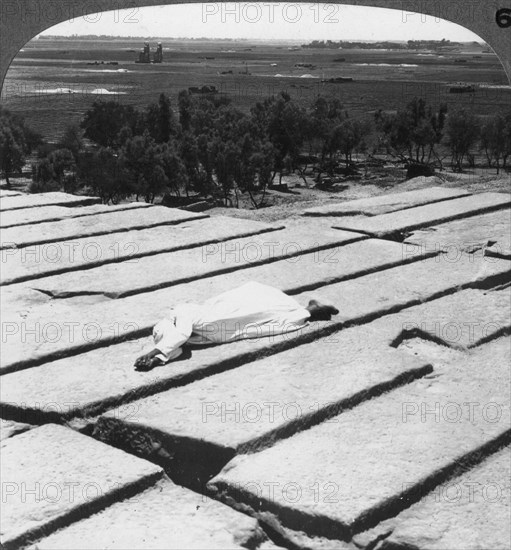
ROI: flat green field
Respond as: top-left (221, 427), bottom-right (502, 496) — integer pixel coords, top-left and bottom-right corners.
top-left (2, 37), bottom-right (510, 141)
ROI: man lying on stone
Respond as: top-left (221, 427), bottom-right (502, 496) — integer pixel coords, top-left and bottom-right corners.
top-left (134, 281), bottom-right (339, 371)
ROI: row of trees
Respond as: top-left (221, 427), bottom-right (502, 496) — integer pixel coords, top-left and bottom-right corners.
top-left (0, 107), bottom-right (42, 186)
top-left (2, 93), bottom-right (511, 205)
top-left (302, 39), bottom-right (461, 50)
top-left (30, 91), bottom-right (376, 206)
top-left (376, 98), bottom-right (511, 173)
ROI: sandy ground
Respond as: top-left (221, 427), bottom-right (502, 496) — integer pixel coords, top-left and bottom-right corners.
top-left (2, 169), bottom-right (510, 224)
top-left (208, 170), bottom-right (511, 223)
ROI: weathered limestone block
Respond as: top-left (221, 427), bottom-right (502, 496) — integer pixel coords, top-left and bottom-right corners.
top-left (0, 192), bottom-right (100, 211)
top-left (0, 287), bottom-right (494, 423)
top-left (1, 251), bottom-right (508, 374)
top-left (1, 217), bottom-right (283, 284)
top-left (307, 254), bottom-right (510, 328)
top-left (377, 446), bottom-right (511, 550)
top-left (27, 478), bottom-right (272, 550)
top-left (208, 339), bottom-right (510, 540)
top-left (2, 266), bottom-right (508, 428)
top-left (0, 424), bottom-right (163, 549)
top-left (0, 206), bottom-right (208, 249)
top-left (405, 209), bottom-right (511, 255)
top-left (27, 234), bottom-right (411, 299)
top-left (333, 193), bottom-right (511, 238)
top-left (304, 186), bottom-right (469, 217)
top-left (369, 287), bottom-right (511, 349)
top-left (0, 201), bottom-right (151, 228)
top-left (97, 327), bottom-right (430, 477)
top-left (0, 321), bottom-right (371, 423)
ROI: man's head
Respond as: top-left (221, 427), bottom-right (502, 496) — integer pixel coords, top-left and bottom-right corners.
top-left (306, 299), bottom-right (339, 321)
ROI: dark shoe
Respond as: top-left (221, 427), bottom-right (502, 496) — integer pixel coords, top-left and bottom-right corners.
top-left (307, 299), bottom-right (339, 320)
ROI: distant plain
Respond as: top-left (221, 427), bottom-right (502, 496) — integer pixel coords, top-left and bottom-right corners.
top-left (2, 37), bottom-right (510, 142)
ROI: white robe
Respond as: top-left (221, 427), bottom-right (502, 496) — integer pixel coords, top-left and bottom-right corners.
top-left (152, 281), bottom-right (311, 363)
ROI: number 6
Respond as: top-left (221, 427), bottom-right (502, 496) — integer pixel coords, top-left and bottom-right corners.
top-left (496, 8), bottom-right (511, 28)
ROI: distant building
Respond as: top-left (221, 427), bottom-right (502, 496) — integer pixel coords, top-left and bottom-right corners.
top-left (135, 42), bottom-right (163, 64)
top-left (154, 43), bottom-right (163, 63)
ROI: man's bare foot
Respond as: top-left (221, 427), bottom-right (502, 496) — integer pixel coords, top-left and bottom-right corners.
top-left (306, 299), bottom-right (339, 321)
top-left (134, 350), bottom-right (164, 372)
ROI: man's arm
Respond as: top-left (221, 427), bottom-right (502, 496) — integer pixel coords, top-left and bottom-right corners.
top-left (134, 311), bottom-right (194, 371)
top-left (153, 314), bottom-right (194, 360)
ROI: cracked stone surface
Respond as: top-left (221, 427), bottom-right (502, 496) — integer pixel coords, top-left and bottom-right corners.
top-left (27, 478), bottom-right (274, 550)
top-left (367, 287), bottom-right (511, 349)
top-left (0, 318), bottom-right (328, 421)
top-left (0, 201), bottom-right (151, 228)
top-left (2, 287), bottom-right (508, 423)
top-left (333, 193), bottom-right (511, 238)
top-left (2, 189), bottom-right (510, 549)
top-left (486, 242), bottom-right (511, 260)
top-left (0, 424), bottom-right (163, 549)
top-left (302, 255), bottom-right (510, 332)
top-left (1, 217), bottom-right (283, 284)
top-left (208, 339), bottom-right (510, 539)
top-left (404, 209), bottom-right (511, 256)
top-left (0, 317), bottom-right (370, 422)
top-left (0, 192), bottom-right (100, 211)
top-left (99, 326), bottom-right (430, 460)
top-left (25, 234), bottom-right (412, 299)
top-left (304, 186), bottom-right (469, 216)
top-left (1, 251), bottom-right (508, 374)
top-left (376, 446), bottom-right (511, 550)
top-left (0, 205), bottom-right (208, 249)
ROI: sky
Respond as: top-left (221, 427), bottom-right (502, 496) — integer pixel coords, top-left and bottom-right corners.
top-left (40, 3), bottom-right (481, 42)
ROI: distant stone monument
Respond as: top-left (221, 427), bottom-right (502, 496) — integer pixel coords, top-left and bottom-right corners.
top-left (136, 42), bottom-right (151, 63)
top-left (154, 42), bottom-right (163, 63)
top-left (135, 42), bottom-right (163, 64)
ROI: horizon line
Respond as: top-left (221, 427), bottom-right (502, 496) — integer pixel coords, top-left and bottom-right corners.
top-left (37, 34), bottom-right (483, 44)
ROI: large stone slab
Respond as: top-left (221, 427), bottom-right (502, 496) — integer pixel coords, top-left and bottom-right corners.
top-left (26, 478), bottom-right (272, 550)
top-left (1, 250), bottom-right (508, 374)
top-left (375, 447), bottom-right (511, 550)
top-left (405, 209), bottom-right (511, 256)
top-left (1, 260), bottom-right (507, 424)
top-left (305, 255), bottom-right (510, 331)
top-left (369, 287), bottom-right (511, 350)
top-left (208, 339), bottom-right (511, 540)
top-left (0, 424), bottom-right (163, 549)
top-left (0, 205), bottom-right (208, 249)
top-left (0, 190), bottom-right (22, 197)
top-left (0, 319), bottom-right (387, 425)
top-left (1, 217), bottom-right (283, 285)
top-left (0, 201), bottom-right (151, 228)
top-left (0, 191), bottom-right (100, 211)
top-left (26, 234), bottom-right (417, 299)
top-left (304, 187), bottom-right (470, 217)
top-left (333, 193), bottom-right (511, 239)
top-left (97, 327), bottom-right (431, 481)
